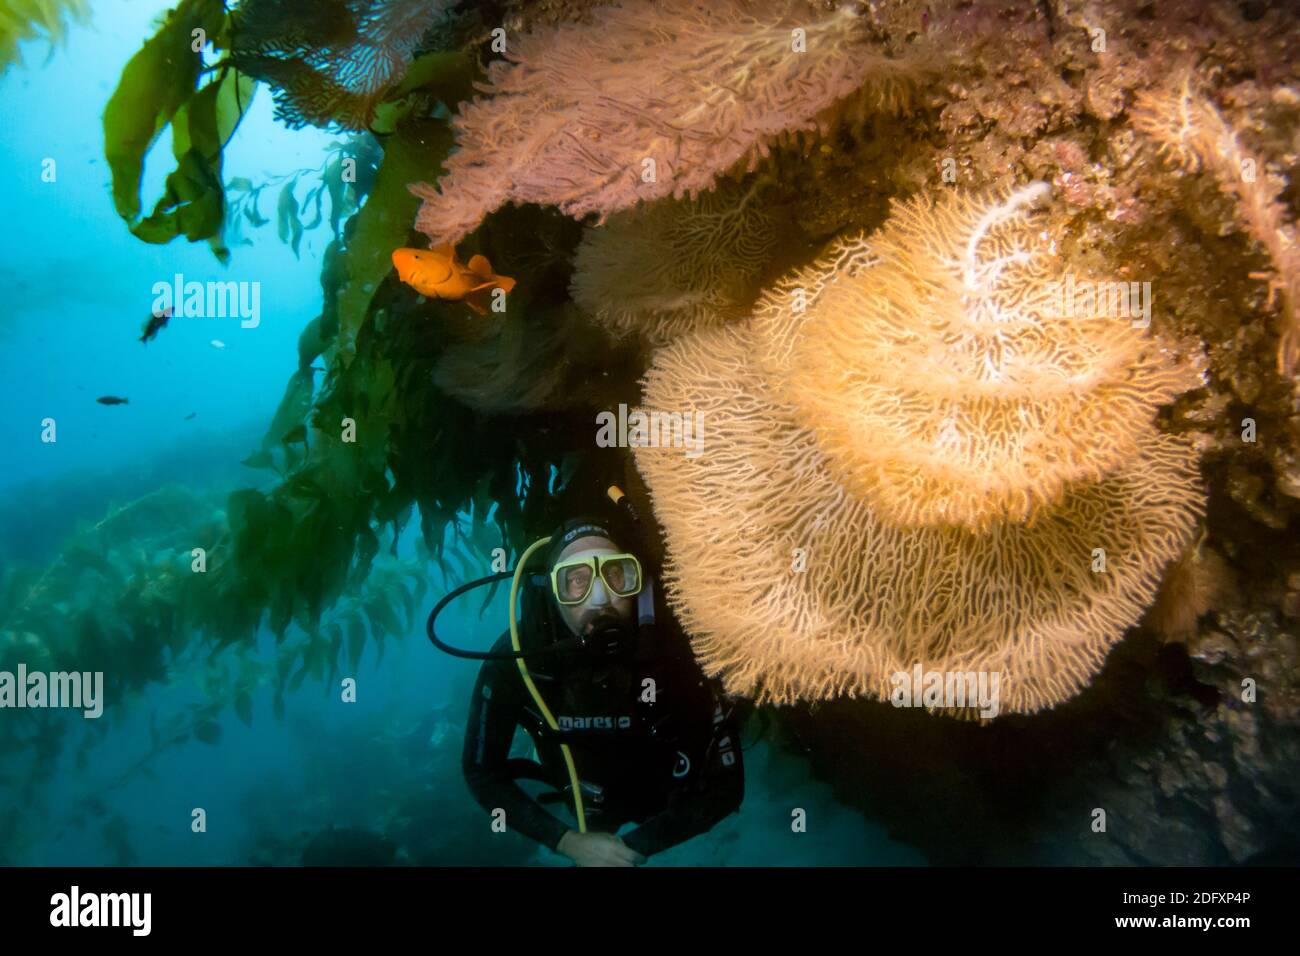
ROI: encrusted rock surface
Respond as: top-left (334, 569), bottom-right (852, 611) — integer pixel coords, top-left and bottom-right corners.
top-left (766, 0), bottom-right (1300, 864)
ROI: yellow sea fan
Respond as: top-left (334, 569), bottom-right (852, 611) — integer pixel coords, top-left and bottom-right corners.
top-left (570, 182), bottom-right (778, 347)
top-left (634, 185), bottom-right (1208, 712)
top-left (634, 320), bottom-right (1205, 713)
top-left (760, 185), bottom-right (1203, 530)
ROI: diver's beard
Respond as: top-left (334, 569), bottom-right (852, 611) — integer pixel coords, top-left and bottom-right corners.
top-left (579, 609), bottom-right (622, 636)
top-left (563, 607), bottom-right (633, 658)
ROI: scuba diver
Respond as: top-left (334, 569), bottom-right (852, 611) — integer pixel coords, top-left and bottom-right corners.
top-left (436, 506), bottom-right (745, 866)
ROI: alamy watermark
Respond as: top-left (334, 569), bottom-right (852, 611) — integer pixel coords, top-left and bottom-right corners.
top-left (0, 665), bottom-right (103, 718)
top-left (151, 273), bottom-right (261, 328)
top-left (890, 665), bottom-right (1000, 718)
top-left (596, 404), bottom-right (704, 458)
top-left (50, 886), bottom-right (150, 936)
top-left (1051, 273), bottom-right (1152, 328)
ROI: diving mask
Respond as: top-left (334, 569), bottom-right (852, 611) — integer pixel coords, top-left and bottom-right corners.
top-left (551, 551), bottom-right (643, 606)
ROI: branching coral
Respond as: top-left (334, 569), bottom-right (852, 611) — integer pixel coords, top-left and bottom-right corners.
top-left (571, 181), bottom-right (778, 347)
top-left (763, 184), bottom-right (1203, 530)
top-left (411, 0), bottom-right (930, 246)
top-left (633, 186), bottom-right (1206, 713)
top-left (232, 0), bottom-right (449, 130)
top-left (1132, 70), bottom-right (1300, 377)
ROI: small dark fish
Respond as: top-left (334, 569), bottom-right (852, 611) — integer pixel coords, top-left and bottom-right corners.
top-left (184, 412), bottom-right (196, 420)
top-left (140, 306), bottom-right (173, 344)
top-left (96, 395), bottom-right (129, 405)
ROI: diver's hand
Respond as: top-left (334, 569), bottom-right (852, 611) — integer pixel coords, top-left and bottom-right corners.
top-left (557, 830), bottom-right (645, 867)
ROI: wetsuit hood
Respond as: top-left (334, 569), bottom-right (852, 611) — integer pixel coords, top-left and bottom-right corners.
top-left (543, 515), bottom-right (623, 569)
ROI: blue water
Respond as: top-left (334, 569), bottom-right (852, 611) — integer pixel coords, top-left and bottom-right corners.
top-left (0, 2), bottom-right (924, 866)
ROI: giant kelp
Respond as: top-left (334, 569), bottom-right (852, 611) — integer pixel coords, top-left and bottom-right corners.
top-left (225, 137), bottom-right (376, 255)
top-left (0, 485), bottom-right (430, 739)
top-left (0, 0), bottom-right (88, 74)
top-left (103, 0), bottom-right (253, 262)
top-left (97, 0), bottom-right (565, 647)
top-left (0, 479), bottom-right (483, 864)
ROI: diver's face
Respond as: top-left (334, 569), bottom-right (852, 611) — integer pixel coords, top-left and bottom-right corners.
top-left (553, 536), bottom-right (636, 639)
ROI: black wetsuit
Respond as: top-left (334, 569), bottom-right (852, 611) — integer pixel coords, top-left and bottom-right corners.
top-left (462, 616), bottom-right (745, 858)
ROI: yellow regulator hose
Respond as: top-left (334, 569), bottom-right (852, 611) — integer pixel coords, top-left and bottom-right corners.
top-left (509, 536), bottom-right (586, 833)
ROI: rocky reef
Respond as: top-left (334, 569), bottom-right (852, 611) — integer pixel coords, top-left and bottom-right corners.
top-left (733, 0), bottom-right (1300, 865)
top-left (782, 604), bottom-right (1299, 864)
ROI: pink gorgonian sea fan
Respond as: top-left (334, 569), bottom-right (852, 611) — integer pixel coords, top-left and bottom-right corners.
top-left (411, 0), bottom-right (931, 246)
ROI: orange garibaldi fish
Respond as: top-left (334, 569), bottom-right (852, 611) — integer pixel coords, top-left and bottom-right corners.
top-left (391, 245), bottom-right (516, 315)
